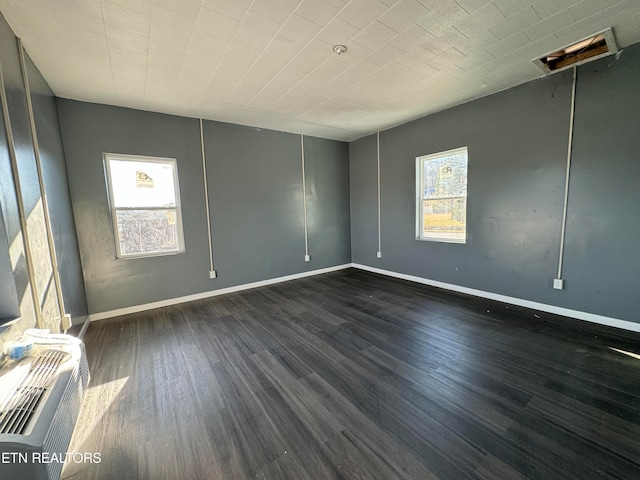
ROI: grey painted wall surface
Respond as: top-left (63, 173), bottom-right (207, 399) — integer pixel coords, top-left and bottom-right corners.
top-left (0, 13), bottom-right (39, 341)
top-left (0, 14), bottom-right (86, 343)
top-left (0, 14), bottom-right (36, 332)
top-left (559, 45), bottom-right (640, 321)
top-left (26, 55), bottom-right (88, 323)
top-left (58, 102), bottom-right (209, 314)
top-left (59, 101), bottom-right (350, 314)
top-left (349, 136), bottom-right (379, 265)
top-left (0, 201), bottom-right (19, 321)
top-left (0, 19), bottom-right (21, 323)
top-left (299, 135), bottom-right (351, 267)
top-left (350, 45), bottom-right (640, 324)
top-left (203, 122), bottom-right (306, 286)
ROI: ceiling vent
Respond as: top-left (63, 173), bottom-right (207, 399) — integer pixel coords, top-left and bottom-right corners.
top-left (533, 28), bottom-right (618, 75)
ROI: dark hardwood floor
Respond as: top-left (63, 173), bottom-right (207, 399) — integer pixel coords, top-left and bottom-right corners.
top-left (62, 269), bottom-right (640, 480)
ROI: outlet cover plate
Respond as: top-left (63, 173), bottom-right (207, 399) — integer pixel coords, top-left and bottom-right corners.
top-left (553, 278), bottom-right (564, 290)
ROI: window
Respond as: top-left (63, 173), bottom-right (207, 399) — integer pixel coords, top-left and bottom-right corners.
top-left (104, 153), bottom-right (185, 258)
top-left (416, 146), bottom-right (468, 243)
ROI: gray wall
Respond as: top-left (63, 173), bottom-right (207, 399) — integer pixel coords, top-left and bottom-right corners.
top-left (25, 55), bottom-right (88, 323)
top-left (58, 101), bottom-right (351, 315)
top-left (0, 13), bottom-right (87, 345)
top-left (303, 136), bottom-right (351, 265)
top-left (350, 43), bottom-right (640, 324)
top-left (0, 200), bottom-right (19, 322)
top-left (560, 45), bottom-right (640, 320)
top-left (0, 13), bottom-right (39, 338)
top-left (0, 23), bottom-right (21, 323)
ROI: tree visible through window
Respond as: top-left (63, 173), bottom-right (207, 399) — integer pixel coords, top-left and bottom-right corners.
top-left (416, 147), bottom-right (468, 243)
top-left (104, 154), bottom-right (185, 258)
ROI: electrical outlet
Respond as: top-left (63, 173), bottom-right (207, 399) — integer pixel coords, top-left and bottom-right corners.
top-left (61, 314), bottom-right (72, 331)
top-left (304, 254), bottom-right (310, 262)
top-left (553, 278), bottom-right (564, 290)
top-left (209, 270), bottom-right (217, 279)
top-left (376, 251), bottom-right (382, 258)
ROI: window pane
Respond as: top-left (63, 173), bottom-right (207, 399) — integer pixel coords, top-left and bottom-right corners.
top-left (423, 151), bottom-right (467, 199)
top-left (115, 209), bottom-right (181, 256)
top-left (108, 159), bottom-right (177, 208)
top-left (422, 198), bottom-right (466, 241)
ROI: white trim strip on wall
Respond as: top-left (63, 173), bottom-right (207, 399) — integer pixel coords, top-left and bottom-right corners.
top-left (557, 66), bottom-right (578, 280)
top-left (89, 264), bottom-right (351, 321)
top-left (351, 263), bottom-right (640, 333)
top-left (301, 134), bottom-right (309, 260)
top-left (376, 131), bottom-right (381, 258)
top-left (200, 117), bottom-right (216, 277)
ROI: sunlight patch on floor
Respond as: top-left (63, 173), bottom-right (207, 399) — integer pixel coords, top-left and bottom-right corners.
top-left (66, 376), bottom-right (130, 452)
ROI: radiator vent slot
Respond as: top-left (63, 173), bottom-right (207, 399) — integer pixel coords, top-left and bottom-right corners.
top-left (0, 350), bottom-right (69, 435)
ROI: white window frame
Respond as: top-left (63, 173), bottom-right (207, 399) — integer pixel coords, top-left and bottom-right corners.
top-left (104, 153), bottom-right (185, 259)
top-left (416, 146), bottom-right (468, 244)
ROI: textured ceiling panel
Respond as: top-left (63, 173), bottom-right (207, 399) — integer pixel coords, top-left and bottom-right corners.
top-left (1, 0), bottom-right (639, 140)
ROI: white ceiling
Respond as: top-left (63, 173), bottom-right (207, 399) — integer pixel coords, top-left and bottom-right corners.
top-left (1, 0), bottom-right (640, 141)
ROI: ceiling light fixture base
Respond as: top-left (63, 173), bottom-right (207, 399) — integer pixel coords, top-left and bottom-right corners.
top-left (333, 45), bottom-right (347, 55)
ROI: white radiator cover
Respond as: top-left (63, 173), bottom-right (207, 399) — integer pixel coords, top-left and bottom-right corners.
top-left (0, 342), bottom-right (89, 480)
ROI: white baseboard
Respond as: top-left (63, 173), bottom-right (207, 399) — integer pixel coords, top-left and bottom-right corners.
top-left (89, 264), bottom-right (351, 322)
top-left (77, 316), bottom-right (91, 339)
top-left (351, 263), bottom-right (640, 333)
top-left (89, 262), bottom-right (640, 334)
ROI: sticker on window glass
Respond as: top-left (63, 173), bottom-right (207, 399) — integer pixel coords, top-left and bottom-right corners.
top-left (166, 210), bottom-right (176, 225)
top-left (136, 171), bottom-right (154, 188)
